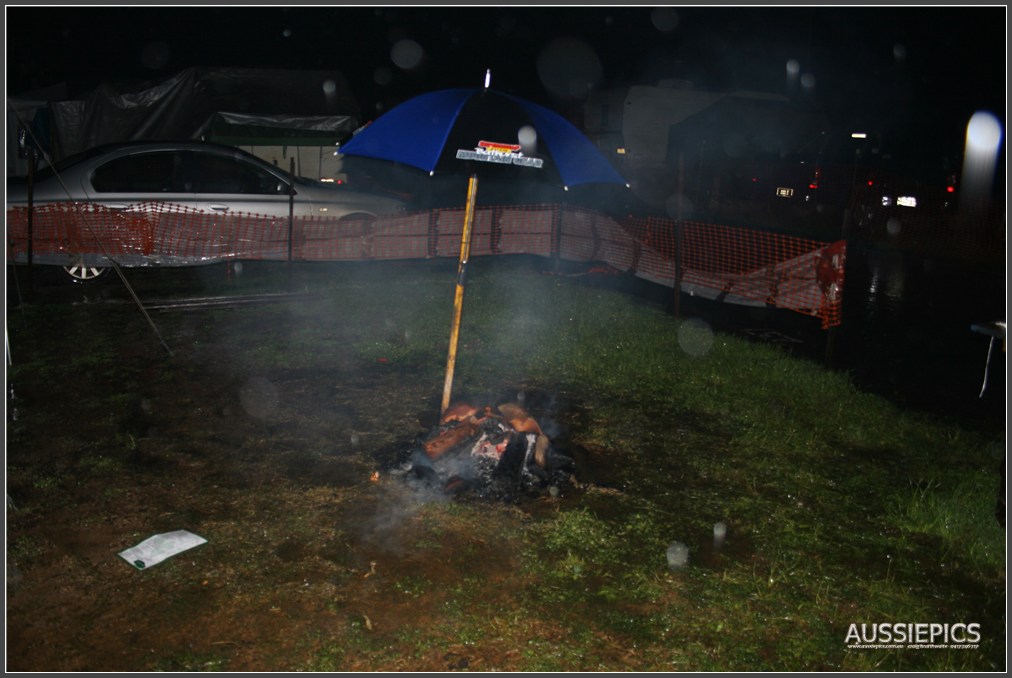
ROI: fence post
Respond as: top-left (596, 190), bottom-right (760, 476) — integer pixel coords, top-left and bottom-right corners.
top-left (670, 219), bottom-right (684, 318)
top-left (288, 158), bottom-right (296, 263)
top-left (287, 157), bottom-right (296, 289)
top-left (824, 208), bottom-right (853, 367)
top-left (669, 152), bottom-right (686, 317)
top-left (427, 209), bottom-right (440, 258)
top-left (26, 149), bottom-right (36, 295)
top-left (551, 204), bottom-right (563, 272)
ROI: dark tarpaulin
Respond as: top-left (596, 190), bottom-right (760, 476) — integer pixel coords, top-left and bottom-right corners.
top-left (37, 67), bottom-right (360, 161)
top-left (200, 111), bottom-right (356, 146)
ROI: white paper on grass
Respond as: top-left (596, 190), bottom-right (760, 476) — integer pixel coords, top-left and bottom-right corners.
top-left (119, 530), bottom-right (207, 570)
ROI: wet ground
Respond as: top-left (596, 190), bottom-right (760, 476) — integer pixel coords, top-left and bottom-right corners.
top-left (4, 263), bottom-right (621, 671)
top-left (587, 238), bottom-right (1007, 436)
top-left (5, 256), bottom-right (1005, 671)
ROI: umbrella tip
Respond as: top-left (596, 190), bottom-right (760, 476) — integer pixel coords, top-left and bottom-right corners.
top-left (484, 69), bottom-right (491, 90)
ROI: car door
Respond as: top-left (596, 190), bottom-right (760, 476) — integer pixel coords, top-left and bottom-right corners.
top-left (85, 148), bottom-right (197, 260)
top-left (181, 150), bottom-right (305, 216)
top-left (181, 150), bottom-right (316, 259)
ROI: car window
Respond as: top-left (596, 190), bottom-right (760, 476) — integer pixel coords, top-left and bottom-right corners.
top-left (182, 152), bottom-right (289, 195)
top-left (91, 152), bottom-right (182, 193)
top-left (33, 146), bottom-right (108, 182)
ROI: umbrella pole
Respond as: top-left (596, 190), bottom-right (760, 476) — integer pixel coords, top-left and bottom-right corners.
top-left (441, 173), bottom-right (479, 415)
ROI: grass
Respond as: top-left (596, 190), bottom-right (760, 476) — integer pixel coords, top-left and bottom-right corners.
top-left (5, 257), bottom-right (1006, 672)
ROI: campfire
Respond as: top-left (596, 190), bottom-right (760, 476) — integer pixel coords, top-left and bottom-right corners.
top-left (396, 399), bottom-right (576, 500)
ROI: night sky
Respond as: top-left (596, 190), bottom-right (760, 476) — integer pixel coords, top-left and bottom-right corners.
top-left (5, 5), bottom-right (1007, 165)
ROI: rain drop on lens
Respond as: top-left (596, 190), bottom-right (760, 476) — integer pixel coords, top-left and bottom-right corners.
top-left (518, 125), bottom-right (537, 152)
top-left (666, 541), bottom-right (689, 570)
top-left (713, 522), bottom-right (727, 547)
top-left (391, 39), bottom-right (424, 71)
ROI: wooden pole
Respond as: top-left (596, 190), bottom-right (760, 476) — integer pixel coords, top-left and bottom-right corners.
top-left (440, 174), bottom-right (479, 415)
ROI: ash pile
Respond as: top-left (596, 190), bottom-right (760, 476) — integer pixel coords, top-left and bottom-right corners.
top-left (395, 400), bottom-right (577, 501)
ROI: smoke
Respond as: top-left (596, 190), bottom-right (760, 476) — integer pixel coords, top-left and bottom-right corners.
top-left (357, 454), bottom-right (454, 554)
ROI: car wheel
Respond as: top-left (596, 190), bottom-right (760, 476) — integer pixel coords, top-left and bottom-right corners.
top-left (61, 258), bottom-right (111, 284)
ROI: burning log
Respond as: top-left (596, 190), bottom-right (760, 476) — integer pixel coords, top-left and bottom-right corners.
top-left (496, 402), bottom-right (531, 422)
top-left (497, 402), bottom-right (544, 438)
top-left (534, 433), bottom-right (550, 467)
top-left (440, 401), bottom-right (480, 424)
top-left (423, 419), bottom-right (481, 460)
top-left (402, 398), bottom-right (576, 499)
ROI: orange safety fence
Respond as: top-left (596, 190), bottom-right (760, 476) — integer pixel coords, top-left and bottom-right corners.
top-left (6, 201), bottom-right (846, 328)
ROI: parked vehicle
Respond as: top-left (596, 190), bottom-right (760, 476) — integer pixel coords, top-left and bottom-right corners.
top-left (6, 140), bottom-right (408, 282)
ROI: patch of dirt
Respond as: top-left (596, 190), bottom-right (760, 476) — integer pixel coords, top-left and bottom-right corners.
top-left (5, 285), bottom-right (587, 671)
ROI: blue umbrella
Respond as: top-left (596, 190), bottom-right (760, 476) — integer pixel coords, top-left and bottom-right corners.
top-left (339, 81), bottom-right (628, 414)
top-left (338, 87), bottom-right (627, 189)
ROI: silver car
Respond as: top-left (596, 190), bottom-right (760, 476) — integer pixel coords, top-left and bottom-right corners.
top-left (6, 140), bottom-right (408, 282)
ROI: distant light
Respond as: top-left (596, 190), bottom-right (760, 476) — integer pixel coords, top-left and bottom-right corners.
top-left (960, 110), bottom-right (1003, 212)
top-left (897, 196), bottom-right (917, 208)
top-left (484, 69), bottom-right (492, 89)
top-left (946, 185), bottom-right (955, 193)
top-left (967, 111), bottom-right (1002, 151)
top-left (851, 132), bottom-right (868, 139)
top-left (616, 147), bottom-right (626, 155)
top-left (881, 196), bottom-right (893, 207)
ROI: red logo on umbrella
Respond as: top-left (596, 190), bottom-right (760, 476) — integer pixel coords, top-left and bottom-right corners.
top-left (478, 140), bottom-right (521, 153)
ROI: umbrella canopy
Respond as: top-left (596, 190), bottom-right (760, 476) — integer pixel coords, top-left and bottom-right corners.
top-left (338, 85), bottom-right (627, 416)
top-left (338, 88), bottom-right (627, 189)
